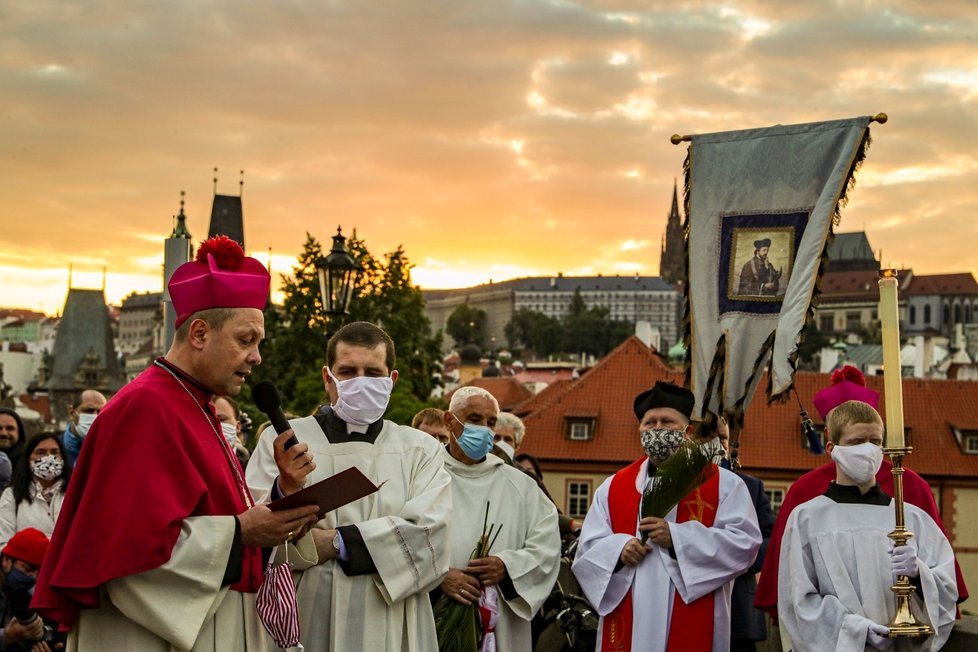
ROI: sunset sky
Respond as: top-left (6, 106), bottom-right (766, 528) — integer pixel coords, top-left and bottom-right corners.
top-left (2, 1), bottom-right (976, 315)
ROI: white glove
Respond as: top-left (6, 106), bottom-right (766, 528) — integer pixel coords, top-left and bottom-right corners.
top-left (891, 544), bottom-right (919, 578)
top-left (866, 622), bottom-right (894, 650)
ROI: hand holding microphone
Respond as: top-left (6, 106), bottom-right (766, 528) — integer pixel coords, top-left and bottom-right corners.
top-left (253, 381), bottom-right (315, 495)
top-left (252, 381), bottom-right (298, 449)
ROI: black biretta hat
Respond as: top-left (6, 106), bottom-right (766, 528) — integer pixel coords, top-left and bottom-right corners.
top-left (753, 238), bottom-right (771, 249)
top-left (632, 381), bottom-right (695, 420)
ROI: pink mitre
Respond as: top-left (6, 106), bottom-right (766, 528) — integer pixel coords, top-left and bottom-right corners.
top-left (169, 235), bottom-right (270, 329)
top-left (812, 365), bottom-right (880, 421)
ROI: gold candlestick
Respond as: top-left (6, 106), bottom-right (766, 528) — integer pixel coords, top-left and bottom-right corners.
top-left (878, 269), bottom-right (933, 638)
top-left (883, 446), bottom-right (934, 639)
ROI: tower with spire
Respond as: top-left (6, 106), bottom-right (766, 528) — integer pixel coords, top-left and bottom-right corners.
top-left (659, 179), bottom-right (686, 285)
top-left (163, 191), bottom-right (193, 350)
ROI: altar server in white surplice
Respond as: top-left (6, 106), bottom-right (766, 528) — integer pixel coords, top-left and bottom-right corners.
top-left (247, 322), bottom-right (452, 651)
top-left (572, 381), bottom-right (761, 652)
top-left (434, 386), bottom-right (561, 651)
top-left (778, 400), bottom-right (957, 652)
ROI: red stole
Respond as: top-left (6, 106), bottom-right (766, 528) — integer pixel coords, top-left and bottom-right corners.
top-left (602, 458), bottom-right (720, 652)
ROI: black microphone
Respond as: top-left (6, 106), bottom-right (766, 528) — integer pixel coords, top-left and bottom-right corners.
top-left (252, 381), bottom-right (299, 450)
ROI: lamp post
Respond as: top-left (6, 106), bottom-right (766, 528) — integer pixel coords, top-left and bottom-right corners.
top-left (315, 226), bottom-right (363, 331)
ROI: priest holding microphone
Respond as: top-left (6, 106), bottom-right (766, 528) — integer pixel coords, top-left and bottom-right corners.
top-left (32, 237), bottom-right (320, 651)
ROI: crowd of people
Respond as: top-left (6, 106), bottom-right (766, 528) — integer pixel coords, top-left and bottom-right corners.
top-left (0, 237), bottom-right (967, 651)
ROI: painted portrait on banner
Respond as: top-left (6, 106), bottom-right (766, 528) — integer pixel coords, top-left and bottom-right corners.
top-left (728, 228), bottom-right (794, 302)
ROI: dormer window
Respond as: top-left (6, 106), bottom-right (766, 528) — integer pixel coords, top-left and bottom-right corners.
top-left (564, 411), bottom-right (598, 441)
top-left (951, 427), bottom-right (978, 454)
top-left (966, 434), bottom-right (978, 454)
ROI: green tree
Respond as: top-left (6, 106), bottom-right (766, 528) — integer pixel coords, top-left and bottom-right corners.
top-left (242, 232), bottom-right (442, 421)
top-left (348, 243), bottom-right (444, 402)
top-left (504, 293), bottom-right (633, 360)
top-left (796, 321), bottom-right (829, 370)
top-left (243, 233), bottom-right (328, 416)
top-left (446, 304), bottom-right (487, 348)
top-left (560, 290), bottom-right (633, 358)
top-left (505, 308), bottom-right (561, 356)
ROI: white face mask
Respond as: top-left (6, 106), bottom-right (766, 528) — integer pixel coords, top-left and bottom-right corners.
top-left (831, 441), bottom-right (884, 485)
top-left (495, 441), bottom-right (515, 460)
top-left (75, 412), bottom-right (98, 438)
top-left (327, 368), bottom-right (394, 426)
top-left (220, 422), bottom-right (239, 447)
top-left (701, 436), bottom-right (726, 463)
top-left (31, 455), bottom-right (64, 482)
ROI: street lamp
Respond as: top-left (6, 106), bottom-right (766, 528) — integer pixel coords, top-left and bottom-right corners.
top-left (316, 226), bottom-right (363, 321)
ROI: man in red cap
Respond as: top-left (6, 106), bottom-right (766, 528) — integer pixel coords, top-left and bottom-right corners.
top-left (32, 237), bottom-right (320, 651)
top-left (1, 528), bottom-right (49, 648)
top-left (754, 366), bottom-right (969, 647)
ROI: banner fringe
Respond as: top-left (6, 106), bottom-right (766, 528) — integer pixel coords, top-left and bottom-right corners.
top-left (681, 147), bottom-right (693, 388)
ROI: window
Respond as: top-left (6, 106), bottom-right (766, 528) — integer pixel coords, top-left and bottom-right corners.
top-left (909, 306), bottom-right (916, 325)
top-left (966, 435), bottom-right (978, 454)
top-left (567, 481), bottom-right (593, 518)
top-left (924, 304), bottom-right (932, 324)
top-left (846, 311), bottom-right (862, 332)
top-left (569, 421), bottom-right (591, 440)
top-left (764, 489), bottom-right (785, 515)
top-left (820, 314), bottom-right (834, 333)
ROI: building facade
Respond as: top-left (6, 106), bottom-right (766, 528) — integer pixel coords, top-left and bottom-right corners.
top-left (117, 291), bottom-right (164, 357)
top-left (424, 275), bottom-right (681, 352)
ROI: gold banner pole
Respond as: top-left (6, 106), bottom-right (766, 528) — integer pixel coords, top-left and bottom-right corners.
top-left (878, 268), bottom-right (933, 639)
top-left (669, 112), bottom-right (888, 145)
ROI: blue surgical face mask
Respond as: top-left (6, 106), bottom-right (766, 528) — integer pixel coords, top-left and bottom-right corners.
top-left (5, 567), bottom-right (36, 594)
top-left (451, 414), bottom-right (495, 461)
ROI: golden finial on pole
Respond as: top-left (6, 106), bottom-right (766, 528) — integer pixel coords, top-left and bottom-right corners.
top-left (872, 113), bottom-right (888, 124)
top-left (878, 268), bottom-right (934, 639)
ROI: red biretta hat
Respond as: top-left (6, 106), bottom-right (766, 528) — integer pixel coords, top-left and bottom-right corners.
top-left (812, 365), bottom-right (880, 421)
top-left (169, 236), bottom-right (270, 328)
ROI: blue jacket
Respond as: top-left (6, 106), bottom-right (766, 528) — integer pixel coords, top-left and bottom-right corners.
top-left (61, 424), bottom-right (83, 468)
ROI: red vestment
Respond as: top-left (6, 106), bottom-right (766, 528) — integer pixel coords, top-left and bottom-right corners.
top-left (33, 361), bottom-right (263, 627)
top-left (754, 458), bottom-right (969, 619)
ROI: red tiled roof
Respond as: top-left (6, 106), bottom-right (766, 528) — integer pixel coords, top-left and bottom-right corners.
top-left (520, 337), bottom-right (978, 479)
top-left (520, 336), bottom-right (683, 465)
top-left (448, 377), bottom-right (535, 411)
top-left (818, 269), bottom-right (912, 302)
top-left (0, 309), bottom-right (46, 320)
top-left (906, 273), bottom-right (978, 296)
top-left (18, 393), bottom-right (52, 424)
top-left (512, 379), bottom-right (574, 418)
top-left (513, 369), bottom-right (577, 384)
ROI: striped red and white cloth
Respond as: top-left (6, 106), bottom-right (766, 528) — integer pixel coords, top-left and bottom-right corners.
top-left (477, 585), bottom-right (499, 652)
top-left (256, 547), bottom-right (302, 649)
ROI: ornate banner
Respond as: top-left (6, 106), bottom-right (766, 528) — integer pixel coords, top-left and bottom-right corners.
top-left (683, 116), bottom-right (873, 421)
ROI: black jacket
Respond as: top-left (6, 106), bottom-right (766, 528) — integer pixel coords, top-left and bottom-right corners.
top-left (730, 471), bottom-right (775, 642)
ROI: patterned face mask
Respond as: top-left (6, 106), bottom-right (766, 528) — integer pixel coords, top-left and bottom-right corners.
top-left (640, 428), bottom-right (686, 464)
top-left (31, 455), bottom-right (64, 482)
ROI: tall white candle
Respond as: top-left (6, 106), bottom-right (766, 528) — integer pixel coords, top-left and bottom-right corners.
top-left (878, 273), bottom-right (905, 448)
